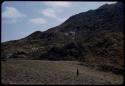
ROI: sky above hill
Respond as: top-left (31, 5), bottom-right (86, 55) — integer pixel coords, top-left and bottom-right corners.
top-left (2, 1), bottom-right (117, 42)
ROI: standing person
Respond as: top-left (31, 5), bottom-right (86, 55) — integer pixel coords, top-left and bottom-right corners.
top-left (77, 68), bottom-right (79, 77)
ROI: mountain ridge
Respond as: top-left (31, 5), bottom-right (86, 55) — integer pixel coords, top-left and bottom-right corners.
top-left (2, 2), bottom-right (124, 74)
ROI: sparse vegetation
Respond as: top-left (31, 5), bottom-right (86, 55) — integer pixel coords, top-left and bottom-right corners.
top-left (1, 60), bottom-right (123, 85)
top-left (1, 2), bottom-right (124, 85)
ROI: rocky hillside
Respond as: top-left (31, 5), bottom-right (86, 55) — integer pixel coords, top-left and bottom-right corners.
top-left (1, 2), bottom-right (124, 74)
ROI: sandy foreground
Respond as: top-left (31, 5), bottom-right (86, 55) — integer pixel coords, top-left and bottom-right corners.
top-left (1, 60), bottom-right (124, 85)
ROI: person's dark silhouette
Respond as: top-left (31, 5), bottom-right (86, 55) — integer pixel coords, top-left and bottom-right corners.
top-left (76, 68), bottom-right (79, 77)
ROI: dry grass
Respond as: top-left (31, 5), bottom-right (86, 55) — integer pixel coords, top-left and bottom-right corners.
top-left (1, 60), bottom-right (123, 85)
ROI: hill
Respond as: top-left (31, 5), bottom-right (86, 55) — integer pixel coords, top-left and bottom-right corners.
top-left (1, 2), bottom-right (124, 74)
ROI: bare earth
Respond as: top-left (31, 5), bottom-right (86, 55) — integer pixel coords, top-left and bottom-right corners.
top-left (1, 60), bottom-right (123, 85)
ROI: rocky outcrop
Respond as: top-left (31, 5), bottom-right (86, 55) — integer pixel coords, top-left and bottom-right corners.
top-left (1, 2), bottom-right (124, 74)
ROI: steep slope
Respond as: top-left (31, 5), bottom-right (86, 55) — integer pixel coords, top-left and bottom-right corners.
top-left (26, 2), bottom-right (124, 45)
top-left (1, 2), bottom-right (124, 73)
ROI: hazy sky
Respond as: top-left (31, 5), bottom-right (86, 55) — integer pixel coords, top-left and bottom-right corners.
top-left (2, 1), bottom-right (117, 42)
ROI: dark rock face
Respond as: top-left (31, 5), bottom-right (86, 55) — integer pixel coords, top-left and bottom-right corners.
top-left (58, 2), bottom-right (123, 33)
top-left (16, 2), bottom-right (123, 45)
top-left (26, 31), bottom-right (43, 40)
top-left (1, 2), bottom-right (124, 73)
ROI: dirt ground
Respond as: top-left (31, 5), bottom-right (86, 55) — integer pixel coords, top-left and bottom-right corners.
top-left (1, 60), bottom-right (124, 85)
